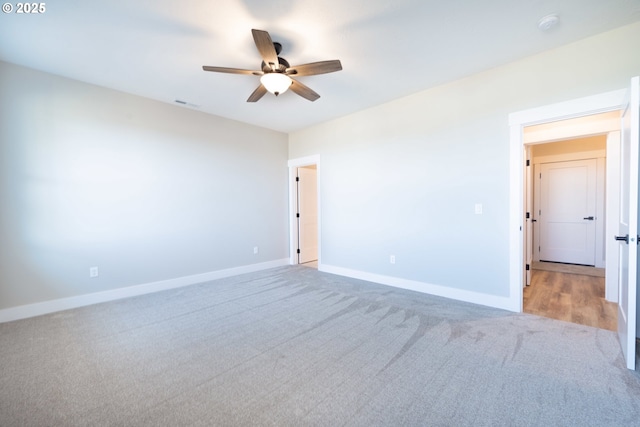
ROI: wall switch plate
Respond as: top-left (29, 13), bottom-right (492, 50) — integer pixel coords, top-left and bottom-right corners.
top-left (390, 255), bottom-right (396, 264)
top-left (89, 267), bottom-right (99, 278)
top-left (475, 203), bottom-right (483, 214)
top-left (253, 246), bottom-right (259, 254)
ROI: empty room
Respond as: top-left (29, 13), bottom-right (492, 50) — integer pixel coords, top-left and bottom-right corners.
top-left (2, 1), bottom-right (640, 425)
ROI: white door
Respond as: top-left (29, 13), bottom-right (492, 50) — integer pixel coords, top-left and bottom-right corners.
top-left (616, 76), bottom-right (639, 370)
top-left (539, 159), bottom-right (597, 265)
top-left (297, 167), bottom-right (318, 264)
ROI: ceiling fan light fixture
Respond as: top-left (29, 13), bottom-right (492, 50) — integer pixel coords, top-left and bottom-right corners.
top-left (260, 73), bottom-right (292, 96)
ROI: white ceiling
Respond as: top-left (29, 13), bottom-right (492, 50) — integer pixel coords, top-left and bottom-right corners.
top-left (2, 0), bottom-right (640, 133)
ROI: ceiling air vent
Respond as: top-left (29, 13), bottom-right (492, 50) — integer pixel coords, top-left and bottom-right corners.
top-left (174, 100), bottom-right (200, 108)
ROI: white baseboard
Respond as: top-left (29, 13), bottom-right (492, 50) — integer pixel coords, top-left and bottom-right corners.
top-left (0, 259), bottom-right (289, 323)
top-left (319, 264), bottom-right (518, 312)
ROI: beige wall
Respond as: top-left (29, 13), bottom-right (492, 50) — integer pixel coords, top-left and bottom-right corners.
top-left (532, 135), bottom-right (607, 157)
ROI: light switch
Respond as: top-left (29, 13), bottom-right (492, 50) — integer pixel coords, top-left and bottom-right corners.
top-left (475, 203), bottom-right (483, 215)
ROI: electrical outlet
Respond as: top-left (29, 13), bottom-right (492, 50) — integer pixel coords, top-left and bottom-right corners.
top-left (89, 266), bottom-right (99, 278)
top-left (390, 255), bottom-right (396, 264)
top-left (253, 246), bottom-right (259, 254)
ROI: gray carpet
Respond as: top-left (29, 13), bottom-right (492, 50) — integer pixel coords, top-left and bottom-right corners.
top-left (1, 266), bottom-right (639, 426)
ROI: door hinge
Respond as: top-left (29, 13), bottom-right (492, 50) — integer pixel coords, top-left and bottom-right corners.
top-left (526, 264), bottom-right (530, 271)
top-left (296, 213), bottom-right (300, 218)
top-left (526, 212), bottom-right (530, 219)
top-left (296, 176), bottom-right (299, 182)
top-left (526, 159), bottom-right (530, 166)
top-left (297, 249), bottom-right (301, 254)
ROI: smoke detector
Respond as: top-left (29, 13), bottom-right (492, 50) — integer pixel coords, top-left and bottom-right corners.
top-left (538, 14), bottom-right (559, 31)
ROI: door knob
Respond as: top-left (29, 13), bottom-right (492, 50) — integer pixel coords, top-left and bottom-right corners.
top-left (583, 216), bottom-right (595, 220)
top-left (615, 234), bottom-right (629, 244)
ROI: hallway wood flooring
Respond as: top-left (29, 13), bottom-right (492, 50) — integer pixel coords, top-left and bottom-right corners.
top-left (523, 269), bottom-right (617, 331)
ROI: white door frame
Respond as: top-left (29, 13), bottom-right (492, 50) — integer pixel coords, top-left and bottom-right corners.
top-left (508, 89), bottom-right (626, 312)
top-left (288, 155), bottom-right (321, 266)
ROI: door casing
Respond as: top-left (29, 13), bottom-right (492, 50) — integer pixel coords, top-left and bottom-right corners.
top-left (509, 88), bottom-right (626, 312)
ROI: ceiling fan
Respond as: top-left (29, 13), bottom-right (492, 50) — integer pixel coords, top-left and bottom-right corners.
top-left (202, 29), bottom-right (342, 102)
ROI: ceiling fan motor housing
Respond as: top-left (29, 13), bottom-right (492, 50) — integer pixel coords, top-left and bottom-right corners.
top-left (262, 56), bottom-right (290, 73)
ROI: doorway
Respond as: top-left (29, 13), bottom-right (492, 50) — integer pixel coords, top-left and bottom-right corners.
top-left (510, 103), bottom-right (624, 312)
top-left (510, 81), bottom-right (639, 370)
top-left (297, 165), bottom-right (318, 266)
top-left (525, 134), bottom-right (613, 330)
top-left (288, 155), bottom-right (321, 268)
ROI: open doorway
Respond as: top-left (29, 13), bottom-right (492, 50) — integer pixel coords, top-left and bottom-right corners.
top-left (297, 165), bottom-right (318, 268)
top-left (288, 155), bottom-right (320, 269)
top-left (510, 80), bottom-right (639, 371)
top-left (521, 117), bottom-right (620, 331)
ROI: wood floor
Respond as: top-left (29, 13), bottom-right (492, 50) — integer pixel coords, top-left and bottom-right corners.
top-left (523, 269), bottom-right (617, 331)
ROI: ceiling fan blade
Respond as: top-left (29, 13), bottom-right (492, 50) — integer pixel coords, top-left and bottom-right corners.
top-left (286, 60), bottom-right (342, 76)
top-left (290, 80), bottom-right (320, 102)
top-left (252, 29), bottom-right (279, 70)
top-left (247, 84), bottom-right (268, 103)
top-left (203, 66), bottom-right (263, 76)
